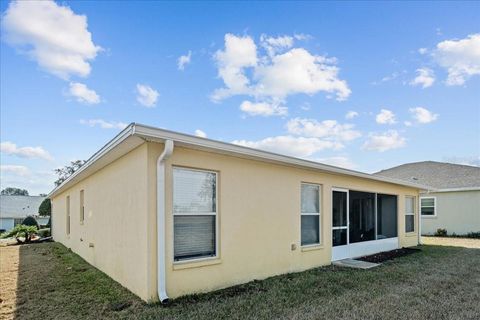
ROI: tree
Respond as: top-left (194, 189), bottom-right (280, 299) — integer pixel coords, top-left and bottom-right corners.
top-left (39, 198), bottom-right (51, 216)
top-left (22, 216), bottom-right (39, 229)
top-left (1, 187), bottom-right (29, 196)
top-left (54, 160), bottom-right (86, 186)
top-left (39, 193), bottom-right (47, 197)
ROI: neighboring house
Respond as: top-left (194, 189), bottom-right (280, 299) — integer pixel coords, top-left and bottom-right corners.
top-left (49, 123), bottom-right (427, 302)
top-left (375, 161), bottom-right (480, 235)
top-left (0, 195), bottom-right (48, 232)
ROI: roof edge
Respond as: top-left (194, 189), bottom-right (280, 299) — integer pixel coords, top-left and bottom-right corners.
top-left (425, 187), bottom-right (480, 193)
top-left (48, 123), bottom-right (433, 198)
top-left (47, 123), bottom-right (136, 198)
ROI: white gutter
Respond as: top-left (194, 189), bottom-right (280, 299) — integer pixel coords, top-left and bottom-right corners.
top-left (157, 139), bottom-right (174, 303)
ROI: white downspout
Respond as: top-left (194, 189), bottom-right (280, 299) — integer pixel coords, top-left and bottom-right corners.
top-left (157, 140), bottom-right (174, 303)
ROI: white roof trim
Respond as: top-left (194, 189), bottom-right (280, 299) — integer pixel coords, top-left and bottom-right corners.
top-left (422, 187), bottom-right (480, 193)
top-left (48, 123), bottom-right (432, 198)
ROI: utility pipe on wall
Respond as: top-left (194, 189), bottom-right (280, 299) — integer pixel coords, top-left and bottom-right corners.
top-left (157, 140), bottom-right (174, 303)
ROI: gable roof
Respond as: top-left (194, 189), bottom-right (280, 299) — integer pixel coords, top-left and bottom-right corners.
top-left (48, 123), bottom-right (431, 198)
top-left (0, 195), bottom-right (46, 219)
top-left (375, 161), bottom-right (480, 191)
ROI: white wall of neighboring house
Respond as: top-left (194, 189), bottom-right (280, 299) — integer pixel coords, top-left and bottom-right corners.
top-left (0, 218), bottom-right (15, 231)
top-left (421, 190), bottom-right (480, 235)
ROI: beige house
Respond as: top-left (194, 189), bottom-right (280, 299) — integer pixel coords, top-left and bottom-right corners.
top-left (49, 123), bottom-right (427, 302)
top-left (375, 161), bottom-right (480, 235)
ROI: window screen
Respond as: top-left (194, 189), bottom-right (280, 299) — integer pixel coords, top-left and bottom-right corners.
top-left (173, 168), bottom-right (217, 261)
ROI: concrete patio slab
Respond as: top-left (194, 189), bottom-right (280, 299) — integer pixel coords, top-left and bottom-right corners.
top-left (333, 258), bottom-right (379, 269)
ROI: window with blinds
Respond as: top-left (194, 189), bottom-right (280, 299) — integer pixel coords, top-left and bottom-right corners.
top-left (301, 183), bottom-right (321, 246)
top-left (173, 167), bottom-right (217, 261)
top-left (405, 196), bottom-right (415, 233)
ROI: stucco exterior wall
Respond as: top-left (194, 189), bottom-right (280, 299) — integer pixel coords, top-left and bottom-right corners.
top-left (147, 143), bottom-right (420, 300)
top-left (51, 144), bottom-right (151, 300)
top-left (421, 190), bottom-right (480, 235)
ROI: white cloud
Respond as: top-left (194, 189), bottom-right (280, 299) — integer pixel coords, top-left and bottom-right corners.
top-left (240, 100), bottom-right (287, 117)
top-left (194, 129), bottom-right (207, 138)
top-left (375, 109), bottom-right (396, 125)
top-left (254, 48), bottom-right (350, 101)
top-left (286, 118), bottom-right (361, 142)
top-left (0, 165), bottom-right (30, 177)
top-left (68, 82), bottom-right (100, 104)
top-left (418, 48), bottom-right (428, 55)
top-left (177, 50), bottom-right (192, 70)
top-left (409, 107), bottom-right (438, 124)
top-left (404, 121), bottom-right (412, 127)
top-left (433, 33), bottom-right (480, 85)
top-left (2, 0), bottom-right (101, 79)
top-left (212, 33), bottom-right (350, 114)
top-left (260, 34), bottom-right (294, 57)
top-left (80, 119), bottom-right (127, 129)
top-left (362, 130), bottom-right (406, 152)
top-left (211, 34), bottom-right (258, 101)
top-left (0, 168), bottom-right (56, 195)
top-left (345, 111), bottom-right (359, 119)
top-left (1, 141), bottom-right (53, 160)
top-left (136, 84), bottom-right (159, 107)
top-left (232, 136), bottom-right (343, 158)
top-left (313, 156), bottom-right (356, 170)
top-left (410, 68), bottom-right (435, 88)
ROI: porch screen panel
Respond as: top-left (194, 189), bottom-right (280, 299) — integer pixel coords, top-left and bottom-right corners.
top-left (349, 191), bottom-right (375, 243)
top-left (377, 194), bottom-right (398, 239)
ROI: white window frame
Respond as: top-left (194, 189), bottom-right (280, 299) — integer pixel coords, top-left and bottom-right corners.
top-left (300, 183), bottom-right (321, 247)
top-left (405, 196), bottom-right (415, 233)
top-left (66, 195), bottom-right (71, 235)
top-left (80, 190), bottom-right (85, 224)
top-left (420, 196), bottom-right (436, 217)
top-left (172, 166), bottom-right (219, 263)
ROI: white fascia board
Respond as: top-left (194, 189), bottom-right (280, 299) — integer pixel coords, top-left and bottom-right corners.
top-left (47, 124), bottom-right (138, 198)
top-left (421, 187), bottom-right (480, 193)
top-left (133, 123), bottom-right (433, 191)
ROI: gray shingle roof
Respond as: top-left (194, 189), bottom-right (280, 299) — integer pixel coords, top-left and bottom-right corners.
top-left (0, 195), bottom-right (46, 219)
top-left (374, 161), bottom-right (480, 190)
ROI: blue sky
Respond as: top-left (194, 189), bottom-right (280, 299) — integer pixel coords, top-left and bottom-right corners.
top-left (1, 1), bottom-right (479, 195)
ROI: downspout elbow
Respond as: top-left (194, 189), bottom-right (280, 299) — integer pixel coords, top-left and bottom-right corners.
top-left (157, 140), bottom-right (174, 303)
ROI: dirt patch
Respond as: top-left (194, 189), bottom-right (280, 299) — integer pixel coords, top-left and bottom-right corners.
top-left (422, 236), bottom-right (480, 249)
top-left (357, 248), bottom-right (421, 263)
top-left (0, 245), bottom-right (19, 319)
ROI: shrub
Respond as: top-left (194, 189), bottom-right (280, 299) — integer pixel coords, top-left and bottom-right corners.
top-left (37, 228), bottom-right (51, 238)
top-left (0, 224), bottom-right (38, 243)
top-left (434, 228), bottom-right (448, 237)
top-left (22, 216), bottom-right (39, 229)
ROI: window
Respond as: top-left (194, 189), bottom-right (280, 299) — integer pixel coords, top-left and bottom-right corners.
top-left (173, 167), bottom-right (217, 262)
top-left (66, 196), bottom-right (71, 235)
top-left (405, 196), bottom-right (415, 233)
top-left (420, 197), bottom-right (436, 216)
top-left (301, 183), bottom-right (320, 246)
top-left (80, 190), bottom-right (85, 223)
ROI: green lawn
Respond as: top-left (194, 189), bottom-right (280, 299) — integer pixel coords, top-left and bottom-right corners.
top-left (2, 242), bottom-right (480, 320)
